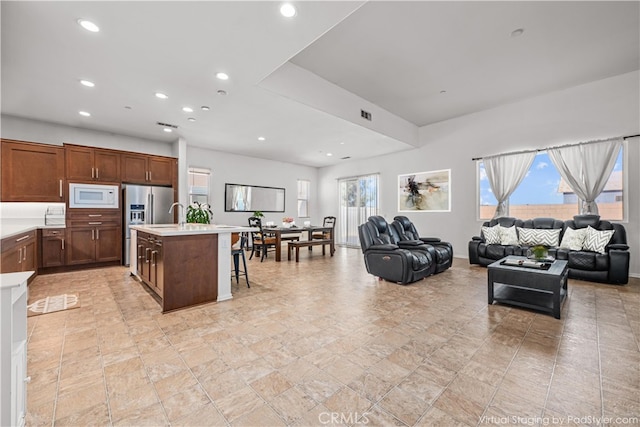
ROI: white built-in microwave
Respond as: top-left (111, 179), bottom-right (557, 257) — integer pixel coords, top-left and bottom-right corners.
top-left (69, 183), bottom-right (119, 209)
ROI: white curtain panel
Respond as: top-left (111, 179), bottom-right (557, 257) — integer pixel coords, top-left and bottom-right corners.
top-left (548, 138), bottom-right (622, 215)
top-left (484, 151), bottom-right (536, 218)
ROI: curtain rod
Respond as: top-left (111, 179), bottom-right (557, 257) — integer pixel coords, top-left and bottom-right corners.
top-left (471, 134), bottom-right (639, 161)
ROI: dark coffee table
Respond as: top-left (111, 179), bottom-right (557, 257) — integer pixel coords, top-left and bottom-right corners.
top-left (488, 256), bottom-right (569, 319)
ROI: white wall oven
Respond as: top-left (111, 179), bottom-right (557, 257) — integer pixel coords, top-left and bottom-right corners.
top-left (69, 183), bottom-right (119, 209)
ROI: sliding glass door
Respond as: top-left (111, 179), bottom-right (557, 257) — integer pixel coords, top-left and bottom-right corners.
top-left (337, 174), bottom-right (379, 247)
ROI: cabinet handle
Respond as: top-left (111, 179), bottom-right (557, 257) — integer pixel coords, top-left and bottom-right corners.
top-left (96, 168), bottom-right (99, 179)
top-left (152, 250), bottom-right (157, 266)
top-left (59, 179), bottom-right (63, 198)
top-left (91, 229), bottom-right (95, 240)
top-left (88, 214), bottom-right (102, 217)
top-left (16, 235), bottom-right (29, 242)
top-left (88, 222), bottom-right (102, 225)
top-left (148, 171), bottom-right (151, 181)
top-left (145, 248), bottom-right (151, 263)
top-left (91, 167), bottom-right (95, 179)
top-left (96, 229), bottom-right (100, 240)
top-left (23, 246), bottom-right (27, 261)
top-left (18, 248), bottom-right (22, 264)
top-left (61, 238), bottom-right (65, 250)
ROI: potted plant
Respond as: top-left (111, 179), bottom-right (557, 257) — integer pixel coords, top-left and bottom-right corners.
top-left (252, 210), bottom-right (264, 219)
top-left (530, 245), bottom-right (549, 260)
top-left (186, 202), bottom-right (212, 224)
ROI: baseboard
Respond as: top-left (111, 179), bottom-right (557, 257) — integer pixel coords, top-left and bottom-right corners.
top-left (630, 272), bottom-right (640, 279)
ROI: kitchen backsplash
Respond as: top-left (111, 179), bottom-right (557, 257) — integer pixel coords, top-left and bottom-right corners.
top-left (0, 202), bottom-right (65, 220)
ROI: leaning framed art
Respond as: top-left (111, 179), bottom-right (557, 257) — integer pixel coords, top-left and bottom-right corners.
top-left (398, 169), bottom-right (451, 212)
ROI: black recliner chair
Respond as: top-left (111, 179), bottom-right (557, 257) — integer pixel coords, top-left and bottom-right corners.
top-left (358, 216), bottom-right (436, 284)
top-left (392, 216), bottom-right (453, 273)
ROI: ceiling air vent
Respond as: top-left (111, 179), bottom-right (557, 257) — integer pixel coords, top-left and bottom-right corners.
top-left (156, 121), bottom-right (178, 129)
top-left (360, 109), bottom-right (372, 121)
top-left (341, 156), bottom-right (351, 160)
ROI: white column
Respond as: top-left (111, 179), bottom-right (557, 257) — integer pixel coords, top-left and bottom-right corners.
top-left (216, 233), bottom-right (233, 301)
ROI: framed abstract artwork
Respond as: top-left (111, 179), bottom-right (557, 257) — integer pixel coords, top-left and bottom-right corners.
top-left (398, 169), bottom-right (451, 212)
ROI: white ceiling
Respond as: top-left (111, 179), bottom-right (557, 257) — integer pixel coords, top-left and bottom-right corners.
top-left (2, 1), bottom-right (638, 167)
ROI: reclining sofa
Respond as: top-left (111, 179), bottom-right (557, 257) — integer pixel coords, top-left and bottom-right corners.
top-left (358, 215), bottom-right (453, 284)
top-left (468, 215), bottom-right (629, 285)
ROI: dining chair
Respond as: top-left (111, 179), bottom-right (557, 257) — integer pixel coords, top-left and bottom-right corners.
top-left (231, 233), bottom-right (250, 287)
top-left (312, 216), bottom-right (336, 240)
top-left (248, 216), bottom-right (277, 262)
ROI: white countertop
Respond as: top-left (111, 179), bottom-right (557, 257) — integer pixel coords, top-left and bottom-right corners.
top-left (0, 271), bottom-right (35, 289)
top-left (0, 219), bottom-right (65, 240)
top-left (131, 224), bottom-right (256, 236)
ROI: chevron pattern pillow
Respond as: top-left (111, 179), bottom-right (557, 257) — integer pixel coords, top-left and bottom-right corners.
top-left (517, 228), bottom-right (561, 247)
top-left (481, 225), bottom-right (501, 244)
top-left (582, 226), bottom-right (614, 254)
top-left (559, 227), bottom-right (587, 251)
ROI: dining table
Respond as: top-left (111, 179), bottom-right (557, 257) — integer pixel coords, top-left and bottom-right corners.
top-left (263, 225), bottom-right (335, 262)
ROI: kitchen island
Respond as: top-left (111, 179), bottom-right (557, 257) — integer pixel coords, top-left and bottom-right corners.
top-left (130, 224), bottom-right (255, 312)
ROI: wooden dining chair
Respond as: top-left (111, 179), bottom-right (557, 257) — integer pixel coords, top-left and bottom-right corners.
top-left (248, 217), bottom-right (277, 262)
top-left (312, 216), bottom-right (336, 240)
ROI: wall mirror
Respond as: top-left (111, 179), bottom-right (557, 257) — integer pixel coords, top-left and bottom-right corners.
top-left (225, 183), bottom-right (285, 212)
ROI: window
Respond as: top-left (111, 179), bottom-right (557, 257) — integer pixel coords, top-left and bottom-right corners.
top-left (297, 179), bottom-right (310, 218)
top-left (188, 167), bottom-right (210, 205)
top-left (478, 145), bottom-right (624, 220)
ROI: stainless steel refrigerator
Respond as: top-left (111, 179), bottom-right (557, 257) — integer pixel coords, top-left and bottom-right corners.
top-left (123, 184), bottom-right (174, 266)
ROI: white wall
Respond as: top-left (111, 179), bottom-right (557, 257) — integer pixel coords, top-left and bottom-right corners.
top-left (1, 115), bottom-right (173, 157)
top-left (186, 146), bottom-right (319, 226)
top-left (318, 71), bottom-right (640, 277)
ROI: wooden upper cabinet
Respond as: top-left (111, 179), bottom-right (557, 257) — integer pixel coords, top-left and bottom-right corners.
top-left (1, 139), bottom-right (65, 202)
top-left (65, 144), bottom-right (120, 183)
top-left (122, 153), bottom-right (174, 186)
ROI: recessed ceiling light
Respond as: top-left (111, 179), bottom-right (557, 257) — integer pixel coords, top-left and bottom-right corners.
top-left (280, 3), bottom-right (297, 18)
top-left (215, 72), bottom-right (229, 81)
top-left (155, 92), bottom-right (168, 99)
top-left (79, 111), bottom-right (91, 117)
top-left (201, 106), bottom-right (210, 111)
top-left (77, 19), bottom-right (99, 32)
top-left (258, 136), bottom-right (266, 141)
top-left (187, 117), bottom-right (196, 122)
top-left (163, 128), bottom-right (173, 133)
top-left (326, 153), bottom-right (333, 157)
top-left (182, 107), bottom-right (193, 113)
top-left (217, 90), bottom-right (227, 96)
top-left (340, 142), bottom-right (345, 145)
top-left (510, 28), bottom-right (524, 38)
top-left (80, 79), bottom-right (95, 87)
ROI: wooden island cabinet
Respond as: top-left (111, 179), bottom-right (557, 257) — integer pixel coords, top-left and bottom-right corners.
top-left (0, 231), bottom-right (37, 275)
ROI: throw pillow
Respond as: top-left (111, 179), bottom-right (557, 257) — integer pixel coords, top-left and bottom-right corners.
top-left (517, 228), bottom-right (561, 247)
top-left (498, 225), bottom-right (519, 246)
top-left (582, 226), bottom-right (614, 254)
top-left (481, 225), bottom-right (501, 245)
top-left (559, 227), bottom-right (587, 251)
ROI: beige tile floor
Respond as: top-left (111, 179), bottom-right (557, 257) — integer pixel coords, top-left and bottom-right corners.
top-left (24, 247), bottom-right (639, 426)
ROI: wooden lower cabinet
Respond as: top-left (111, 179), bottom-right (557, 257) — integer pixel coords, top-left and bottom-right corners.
top-left (67, 226), bottom-right (121, 265)
top-left (66, 209), bottom-right (121, 266)
top-left (41, 229), bottom-right (66, 268)
top-left (136, 232), bottom-right (216, 312)
top-left (0, 231), bottom-right (37, 275)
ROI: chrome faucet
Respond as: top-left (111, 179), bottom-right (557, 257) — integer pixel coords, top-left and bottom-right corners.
top-left (169, 202), bottom-right (185, 225)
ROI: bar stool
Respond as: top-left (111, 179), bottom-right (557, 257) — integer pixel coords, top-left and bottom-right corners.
top-left (232, 233), bottom-right (250, 287)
